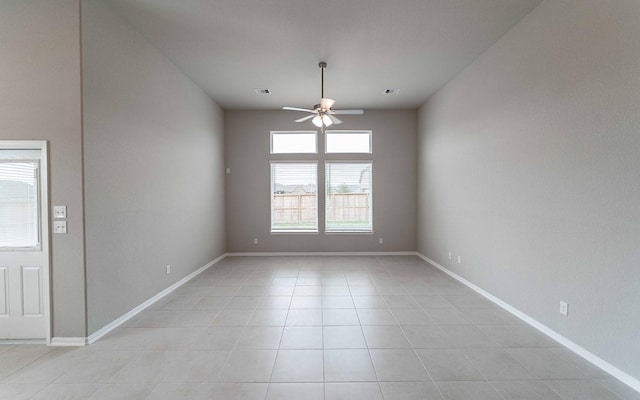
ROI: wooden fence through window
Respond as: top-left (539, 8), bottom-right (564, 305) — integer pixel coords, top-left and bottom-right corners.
top-left (272, 193), bottom-right (370, 224)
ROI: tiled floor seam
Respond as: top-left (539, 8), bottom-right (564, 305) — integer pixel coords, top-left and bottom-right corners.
top-left (350, 279), bottom-right (386, 399)
top-left (264, 271), bottom-right (298, 399)
top-left (382, 293), bottom-right (450, 400)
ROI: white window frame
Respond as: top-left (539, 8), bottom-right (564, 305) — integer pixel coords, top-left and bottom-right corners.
top-left (324, 161), bottom-right (373, 233)
top-left (270, 131), bottom-right (318, 154)
top-left (325, 130), bottom-right (372, 154)
top-left (270, 161), bottom-right (319, 233)
top-left (0, 157), bottom-right (42, 251)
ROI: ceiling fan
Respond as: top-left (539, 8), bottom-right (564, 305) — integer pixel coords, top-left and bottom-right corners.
top-left (283, 61), bottom-right (364, 127)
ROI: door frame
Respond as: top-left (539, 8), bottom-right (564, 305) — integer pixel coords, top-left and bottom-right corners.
top-left (0, 140), bottom-right (51, 344)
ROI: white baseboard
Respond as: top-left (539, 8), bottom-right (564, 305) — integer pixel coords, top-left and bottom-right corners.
top-left (50, 337), bottom-right (87, 347)
top-left (86, 253), bottom-right (228, 345)
top-left (0, 339), bottom-right (46, 345)
top-left (416, 252), bottom-right (640, 394)
top-left (227, 251), bottom-right (418, 257)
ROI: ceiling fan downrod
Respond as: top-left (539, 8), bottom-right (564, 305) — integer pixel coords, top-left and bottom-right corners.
top-left (319, 61), bottom-right (327, 102)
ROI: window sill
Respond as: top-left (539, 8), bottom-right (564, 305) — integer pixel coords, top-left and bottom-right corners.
top-left (325, 231), bottom-right (374, 235)
top-left (0, 246), bottom-right (42, 252)
top-left (270, 230), bottom-right (319, 235)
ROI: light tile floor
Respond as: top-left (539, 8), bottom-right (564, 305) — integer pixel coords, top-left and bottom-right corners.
top-left (1, 256), bottom-right (638, 400)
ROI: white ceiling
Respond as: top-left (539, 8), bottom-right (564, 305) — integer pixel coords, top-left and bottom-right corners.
top-left (105, 0), bottom-right (543, 110)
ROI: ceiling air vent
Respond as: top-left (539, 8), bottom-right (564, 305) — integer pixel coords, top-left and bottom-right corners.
top-left (384, 89), bottom-right (400, 94)
top-left (254, 88), bottom-right (271, 95)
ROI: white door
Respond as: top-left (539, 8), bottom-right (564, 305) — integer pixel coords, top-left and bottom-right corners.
top-left (0, 144), bottom-right (50, 340)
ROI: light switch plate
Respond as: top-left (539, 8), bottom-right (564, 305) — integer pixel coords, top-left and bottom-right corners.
top-left (53, 221), bottom-right (67, 234)
top-left (559, 301), bottom-right (569, 316)
top-left (53, 206), bottom-right (67, 219)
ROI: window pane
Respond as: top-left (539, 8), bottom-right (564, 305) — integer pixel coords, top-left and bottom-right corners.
top-left (325, 162), bottom-right (372, 232)
top-left (271, 131), bottom-right (317, 154)
top-left (0, 161), bottom-right (39, 248)
top-left (326, 131), bottom-right (371, 153)
top-left (271, 163), bottom-right (318, 232)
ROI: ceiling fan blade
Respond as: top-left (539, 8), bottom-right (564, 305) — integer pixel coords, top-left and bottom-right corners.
top-left (295, 115), bottom-right (316, 122)
top-left (283, 106), bottom-right (315, 113)
top-left (320, 98), bottom-right (336, 110)
top-left (328, 115), bottom-right (343, 125)
top-left (331, 109), bottom-right (364, 115)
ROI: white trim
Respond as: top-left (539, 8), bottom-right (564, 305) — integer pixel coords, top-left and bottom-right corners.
top-left (86, 253), bottom-right (227, 344)
top-left (40, 142), bottom-right (51, 345)
top-left (227, 251), bottom-right (417, 257)
top-left (270, 231), bottom-right (320, 235)
top-left (416, 252), bottom-right (640, 394)
top-left (0, 339), bottom-right (46, 345)
top-left (0, 141), bottom-right (51, 345)
top-left (0, 140), bottom-right (48, 150)
top-left (50, 337), bottom-right (87, 347)
top-left (323, 232), bottom-right (375, 235)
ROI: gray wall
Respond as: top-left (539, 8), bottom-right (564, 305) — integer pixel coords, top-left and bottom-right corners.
top-left (417, 0), bottom-right (640, 380)
top-left (0, 0), bottom-right (86, 337)
top-left (82, 0), bottom-right (226, 334)
top-left (226, 110), bottom-right (417, 253)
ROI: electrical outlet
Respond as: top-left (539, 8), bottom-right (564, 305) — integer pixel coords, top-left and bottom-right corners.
top-left (559, 301), bottom-right (569, 316)
top-left (53, 205), bottom-right (67, 219)
top-left (226, 167), bottom-right (231, 174)
top-left (457, 255), bottom-right (462, 264)
top-left (166, 265), bottom-right (171, 274)
top-left (253, 238), bottom-right (258, 245)
top-left (53, 221), bottom-right (67, 234)
top-left (379, 238), bottom-right (383, 244)
top-left (448, 251), bottom-right (452, 260)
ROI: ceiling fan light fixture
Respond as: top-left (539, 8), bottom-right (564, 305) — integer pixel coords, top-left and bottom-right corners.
top-left (322, 114), bottom-right (333, 127)
top-left (312, 115), bottom-right (323, 127)
top-left (320, 98), bottom-right (335, 110)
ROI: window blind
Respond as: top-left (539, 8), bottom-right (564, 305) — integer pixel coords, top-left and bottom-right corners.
top-left (270, 162), bottom-right (318, 232)
top-left (0, 161), bottom-right (40, 248)
top-left (325, 162), bottom-right (372, 232)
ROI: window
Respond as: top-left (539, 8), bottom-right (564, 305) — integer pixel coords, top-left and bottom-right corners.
top-left (270, 162), bottom-right (318, 232)
top-left (271, 131), bottom-right (317, 154)
top-left (325, 130), bottom-right (372, 153)
top-left (325, 162), bottom-right (372, 232)
top-left (270, 131), bottom-right (373, 234)
top-left (0, 160), bottom-right (40, 248)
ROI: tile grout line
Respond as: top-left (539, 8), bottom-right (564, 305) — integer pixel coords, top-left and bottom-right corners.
top-left (382, 290), bottom-right (446, 400)
top-left (263, 271), bottom-right (286, 400)
top-left (350, 263), bottom-right (386, 399)
top-left (212, 275), bottom-right (256, 386)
